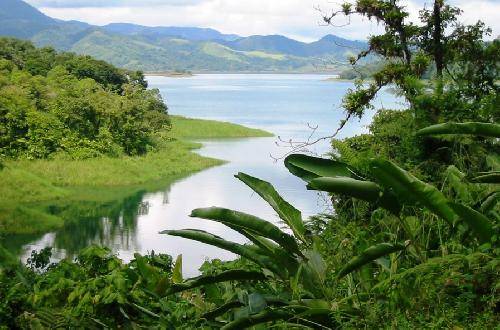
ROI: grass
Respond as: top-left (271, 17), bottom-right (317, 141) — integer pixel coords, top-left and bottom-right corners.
top-left (169, 116), bottom-right (273, 139)
top-left (242, 50), bottom-right (286, 61)
top-left (201, 43), bottom-right (244, 62)
top-left (0, 117), bottom-right (273, 234)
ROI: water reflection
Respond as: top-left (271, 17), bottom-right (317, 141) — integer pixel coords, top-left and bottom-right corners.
top-left (5, 188), bottom-right (161, 262)
top-left (4, 74), bottom-right (402, 276)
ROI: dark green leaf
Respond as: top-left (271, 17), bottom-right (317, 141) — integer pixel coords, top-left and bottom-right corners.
top-left (236, 172), bottom-right (307, 243)
top-left (370, 159), bottom-right (456, 224)
top-left (284, 153), bottom-right (358, 182)
top-left (480, 191), bottom-right (499, 213)
top-left (169, 270), bottom-right (266, 294)
top-left (201, 300), bottom-right (245, 320)
top-left (190, 207), bottom-right (302, 256)
top-left (308, 177), bottom-right (401, 214)
top-left (162, 229), bottom-right (282, 274)
top-left (471, 172), bottom-right (500, 184)
top-left (417, 122), bottom-right (500, 138)
top-left (337, 243), bottom-right (406, 279)
top-left (448, 203), bottom-right (493, 243)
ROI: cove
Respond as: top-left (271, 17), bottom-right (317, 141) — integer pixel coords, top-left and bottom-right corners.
top-left (7, 74), bottom-right (402, 276)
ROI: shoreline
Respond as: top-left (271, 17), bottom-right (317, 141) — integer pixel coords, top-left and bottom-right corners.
top-left (0, 117), bottom-right (273, 235)
top-left (146, 71), bottom-right (343, 76)
top-left (145, 72), bottom-right (194, 78)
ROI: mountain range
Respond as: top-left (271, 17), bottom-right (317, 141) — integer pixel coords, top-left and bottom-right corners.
top-left (0, 0), bottom-right (367, 72)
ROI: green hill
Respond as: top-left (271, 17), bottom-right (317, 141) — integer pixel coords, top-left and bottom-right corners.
top-left (0, 0), bottom-right (367, 72)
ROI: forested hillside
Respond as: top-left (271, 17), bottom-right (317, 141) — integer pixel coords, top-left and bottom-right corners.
top-left (0, 37), bottom-right (169, 160)
top-left (0, 0), bottom-right (366, 72)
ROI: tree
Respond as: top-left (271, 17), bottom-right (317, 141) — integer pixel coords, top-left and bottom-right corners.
top-left (322, 0), bottom-right (498, 127)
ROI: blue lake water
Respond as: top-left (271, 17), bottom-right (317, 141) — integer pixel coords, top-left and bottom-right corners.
top-left (12, 74), bottom-right (403, 276)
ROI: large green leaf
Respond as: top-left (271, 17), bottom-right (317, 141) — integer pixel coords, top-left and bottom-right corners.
top-left (448, 203), bottom-right (493, 244)
top-left (308, 177), bottom-right (402, 214)
top-left (221, 224), bottom-right (298, 273)
top-left (337, 243), bottom-right (406, 280)
top-left (168, 270), bottom-right (266, 294)
top-left (370, 159), bottom-right (456, 224)
top-left (190, 207), bottom-right (302, 256)
top-left (471, 172), bottom-right (500, 184)
top-left (162, 229), bottom-right (281, 274)
top-left (221, 304), bottom-right (334, 330)
top-left (417, 122), bottom-right (500, 137)
top-left (201, 300), bottom-right (245, 320)
top-left (417, 122), bottom-right (500, 138)
top-left (308, 177), bottom-right (381, 200)
top-left (480, 191), bottom-right (499, 213)
top-left (236, 172), bottom-right (307, 243)
top-left (284, 154), bottom-right (358, 182)
top-left (223, 223), bottom-right (280, 257)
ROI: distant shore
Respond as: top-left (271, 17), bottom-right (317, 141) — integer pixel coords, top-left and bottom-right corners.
top-left (145, 71), bottom-right (194, 77)
top-left (146, 71), bottom-right (343, 76)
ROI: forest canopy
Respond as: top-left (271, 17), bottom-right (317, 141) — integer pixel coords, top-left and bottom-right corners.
top-left (0, 38), bottom-right (169, 160)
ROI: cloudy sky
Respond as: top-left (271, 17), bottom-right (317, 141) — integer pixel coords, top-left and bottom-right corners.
top-left (25, 0), bottom-right (499, 41)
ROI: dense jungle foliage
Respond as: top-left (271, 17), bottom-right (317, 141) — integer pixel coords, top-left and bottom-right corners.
top-left (0, 0), bottom-right (499, 328)
top-left (0, 37), bottom-right (169, 160)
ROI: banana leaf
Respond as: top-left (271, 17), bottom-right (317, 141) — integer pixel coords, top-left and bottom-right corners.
top-left (308, 177), bottom-right (402, 214)
top-left (417, 122), bottom-right (500, 138)
top-left (201, 300), bottom-right (245, 320)
top-left (236, 172), bottom-right (307, 243)
top-left (448, 203), bottom-right (493, 244)
top-left (222, 305), bottom-right (334, 330)
top-left (168, 269), bottom-right (266, 294)
top-left (284, 153), bottom-right (359, 182)
top-left (220, 224), bottom-right (298, 273)
top-left (337, 243), bottom-right (406, 280)
top-left (190, 207), bottom-right (302, 256)
top-left (370, 159), bottom-right (456, 224)
top-left (480, 191), bottom-right (499, 213)
top-left (471, 172), bottom-right (500, 184)
top-left (162, 229), bottom-right (281, 275)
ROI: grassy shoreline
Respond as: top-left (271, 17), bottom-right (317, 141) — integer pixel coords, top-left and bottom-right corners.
top-left (0, 117), bottom-right (273, 235)
top-left (170, 116), bottom-right (273, 139)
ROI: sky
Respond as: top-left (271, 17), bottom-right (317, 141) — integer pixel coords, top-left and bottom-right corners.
top-left (25, 0), bottom-right (500, 42)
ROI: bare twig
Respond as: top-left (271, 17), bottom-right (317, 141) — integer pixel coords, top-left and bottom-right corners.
top-left (270, 112), bottom-right (353, 161)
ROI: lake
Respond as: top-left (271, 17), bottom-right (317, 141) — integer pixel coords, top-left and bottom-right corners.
top-left (8, 74), bottom-right (402, 276)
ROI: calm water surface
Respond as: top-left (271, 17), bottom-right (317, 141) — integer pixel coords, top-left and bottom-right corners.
top-left (10, 74), bottom-right (403, 276)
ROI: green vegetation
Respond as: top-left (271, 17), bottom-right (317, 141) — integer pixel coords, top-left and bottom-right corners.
top-left (0, 114), bottom-right (273, 235)
top-left (0, 38), bottom-right (273, 235)
top-left (0, 0), bottom-right (499, 328)
top-left (0, 120), bottom-right (271, 235)
top-left (170, 116), bottom-right (273, 139)
top-left (0, 140), bottom-right (222, 233)
top-left (0, 37), bottom-right (166, 159)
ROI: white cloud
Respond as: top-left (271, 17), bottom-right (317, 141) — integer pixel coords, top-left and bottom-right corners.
top-left (26, 0), bottom-right (204, 7)
top-left (28, 0), bottom-right (499, 41)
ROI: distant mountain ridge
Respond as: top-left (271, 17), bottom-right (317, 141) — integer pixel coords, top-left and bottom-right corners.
top-left (0, 0), bottom-right (367, 72)
top-left (103, 23), bottom-right (241, 42)
top-left (0, 0), bottom-right (57, 38)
